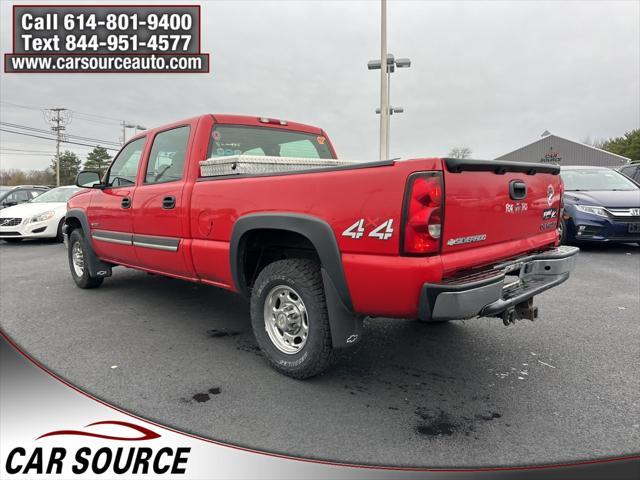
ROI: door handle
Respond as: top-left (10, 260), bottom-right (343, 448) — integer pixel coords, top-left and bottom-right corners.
top-left (162, 196), bottom-right (176, 209)
top-left (121, 197), bottom-right (131, 209)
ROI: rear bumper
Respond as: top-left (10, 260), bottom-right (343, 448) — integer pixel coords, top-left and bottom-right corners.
top-left (418, 246), bottom-right (579, 322)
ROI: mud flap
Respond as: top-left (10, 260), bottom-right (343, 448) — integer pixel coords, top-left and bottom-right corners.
top-left (321, 268), bottom-right (362, 348)
top-left (64, 223), bottom-right (112, 278)
top-left (82, 236), bottom-right (112, 278)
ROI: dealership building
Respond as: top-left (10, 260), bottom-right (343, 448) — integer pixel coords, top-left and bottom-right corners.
top-left (495, 132), bottom-right (631, 167)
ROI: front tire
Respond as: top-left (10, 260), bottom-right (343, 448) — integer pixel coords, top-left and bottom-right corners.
top-left (68, 229), bottom-right (103, 289)
top-left (250, 259), bottom-right (334, 379)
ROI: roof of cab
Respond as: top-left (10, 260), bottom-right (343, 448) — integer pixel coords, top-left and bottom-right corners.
top-left (128, 114), bottom-right (324, 142)
top-left (210, 114), bottom-right (324, 134)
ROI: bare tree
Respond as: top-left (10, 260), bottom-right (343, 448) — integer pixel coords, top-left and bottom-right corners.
top-left (448, 147), bottom-right (472, 159)
top-left (0, 168), bottom-right (54, 186)
top-left (581, 136), bottom-right (606, 149)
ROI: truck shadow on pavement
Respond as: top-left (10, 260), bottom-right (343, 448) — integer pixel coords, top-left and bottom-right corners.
top-left (92, 267), bottom-right (519, 441)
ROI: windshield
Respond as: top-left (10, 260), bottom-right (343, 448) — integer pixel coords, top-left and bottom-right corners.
top-left (209, 125), bottom-right (335, 160)
top-left (30, 187), bottom-right (80, 203)
top-left (561, 168), bottom-right (639, 191)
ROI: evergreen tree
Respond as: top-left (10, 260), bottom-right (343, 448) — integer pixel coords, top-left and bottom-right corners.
top-left (601, 129), bottom-right (640, 162)
top-left (50, 150), bottom-right (81, 185)
top-left (84, 146), bottom-right (113, 176)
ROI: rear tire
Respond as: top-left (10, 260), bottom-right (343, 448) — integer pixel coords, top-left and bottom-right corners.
top-left (55, 219), bottom-right (65, 243)
top-left (558, 218), bottom-right (567, 245)
top-left (68, 229), bottom-right (103, 289)
top-left (250, 259), bottom-right (335, 379)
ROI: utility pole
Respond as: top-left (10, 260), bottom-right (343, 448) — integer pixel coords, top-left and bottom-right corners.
top-left (379, 0), bottom-right (389, 160)
top-left (44, 108), bottom-right (71, 186)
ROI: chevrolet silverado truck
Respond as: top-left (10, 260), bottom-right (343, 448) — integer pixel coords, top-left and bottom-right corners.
top-left (65, 114), bottom-right (579, 378)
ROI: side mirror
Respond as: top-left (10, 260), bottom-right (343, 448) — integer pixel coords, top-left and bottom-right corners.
top-left (76, 171), bottom-right (103, 188)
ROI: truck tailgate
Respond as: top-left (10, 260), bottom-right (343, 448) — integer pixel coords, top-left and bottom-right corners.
top-left (440, 158), bottom-right (562, 274)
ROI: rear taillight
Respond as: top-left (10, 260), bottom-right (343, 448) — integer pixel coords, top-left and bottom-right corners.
top-left (401, 172), bottom-right (443, 255)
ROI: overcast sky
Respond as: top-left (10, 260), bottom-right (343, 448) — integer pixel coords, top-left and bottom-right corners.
top-left (1, 0), bottom-right (638, 171)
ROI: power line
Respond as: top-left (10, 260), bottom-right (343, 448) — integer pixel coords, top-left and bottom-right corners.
top-left (0, 152), bottom-right (54, 156)
top-left (2, 101), bottom-right (146, 147)
top-left (0, 101), bottom-right (42, 112)
top-left (2, 140), bottom-right (105, 151)
top-left (0, 129), bottom-right (120, 151)
top-left (0, 122), bottom-right (53, 135)
top-left (73, 111), bottom-right (122, 125)
top-left (1, 100), bottom-right (132, 125)
top-left (2, 100), bottom-right (148, 149)
top-left (1, 148), bottom-right (56, 153)
top-left (0, 122), bottom-right (121, 146)
top-left (72, 115), bottom-right (122, 127)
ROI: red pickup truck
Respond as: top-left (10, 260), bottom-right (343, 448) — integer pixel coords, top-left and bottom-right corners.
top-left (65, 114), bottom-right (578, 378)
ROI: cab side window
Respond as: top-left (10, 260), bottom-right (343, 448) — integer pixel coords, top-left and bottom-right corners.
top-left (106, 137), bottom-right (146, 187)
top-left (145, 126), bottom-right (190, 184)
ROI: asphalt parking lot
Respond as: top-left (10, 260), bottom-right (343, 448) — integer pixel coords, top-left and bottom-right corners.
top-left (1, 239), bottom-right (638, 467)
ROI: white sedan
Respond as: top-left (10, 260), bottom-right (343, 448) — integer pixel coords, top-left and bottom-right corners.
top-left (0, 186), bottom-right (81, 243)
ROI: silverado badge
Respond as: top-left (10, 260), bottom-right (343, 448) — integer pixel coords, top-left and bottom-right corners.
top-left (446, 234), bottom-right (487, 246)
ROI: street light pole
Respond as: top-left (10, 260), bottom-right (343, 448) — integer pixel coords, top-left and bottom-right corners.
top-left (379, 0), bottom-right (389, 160)
top-left (386, 66), bottom-right (391, 157)
top-left (369, 1), bottom-right (411, 159)
top-left (121, 122), bottom-right (147, 144)
top-left (368, 54), bottom-right (411, 158)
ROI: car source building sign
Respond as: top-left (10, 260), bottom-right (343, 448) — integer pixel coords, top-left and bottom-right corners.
top-left (495, 133), bottom-right (631, 167)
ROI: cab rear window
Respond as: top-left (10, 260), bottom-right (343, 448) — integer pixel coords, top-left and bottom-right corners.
top-left (208, 125), bottom-right (334, 160)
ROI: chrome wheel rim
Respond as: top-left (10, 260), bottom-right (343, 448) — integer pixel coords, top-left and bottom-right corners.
top-left (72, 241), bottom-right (85, 277)
top-left (263, 285), bottom-right (309, 354)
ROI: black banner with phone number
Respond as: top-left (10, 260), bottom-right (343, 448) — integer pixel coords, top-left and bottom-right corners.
top-left (5, 5), bottom-right (209, 73)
